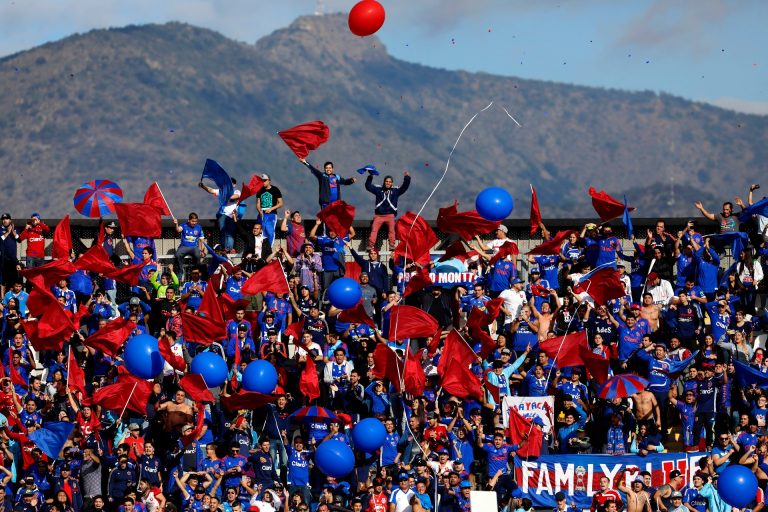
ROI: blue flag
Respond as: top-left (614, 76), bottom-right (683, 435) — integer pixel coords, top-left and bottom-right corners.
top-left (622, 195), bottom-right (633, 239)
top-left (28, 422), bottom-right (75, 459)
top-left (709, 231), bottom-right (749, 259)
top-left (205, 243), bottom-right (230, 275)
top-left (201, 159), bottom-right (234, 209)
top-left (669, 350), bottom-right (699, 376)
top-left (733, 360), bottom-right (768, 389)
top-left (738, 196), bottom-right (768, 222)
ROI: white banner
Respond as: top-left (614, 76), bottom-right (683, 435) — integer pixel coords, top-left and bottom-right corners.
top-left (501, 395), bottom-right (555, 434)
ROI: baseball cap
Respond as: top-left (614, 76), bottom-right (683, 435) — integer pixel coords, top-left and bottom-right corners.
top-left (129, 423), bottom-right (140, 431)
top-left (373, 477), bottom-right (385, 486)
top-left (426, 411), bottom-right (437, 419)
top-left (510, 277), bottom-right (523, 285)
top-left (530, 267), bottom-right (540, 274)
top-left (260, 173), bottom-right (270, 181)
top-left (497, 225), bottom-right (508, 234)
top-left (267, 328), bottom-right (277, 336)
top-left (104, 221), bottom-right (117, 228)
top-left (0, 213), bottom-right (10, 220)
top-left (647, 272), bottom-right (659, 282)
top-left (511, 488), bottom-right (523, 499)
top-left (247, 506), bottom-right (261, 512)
top-left (585, 223), bottom-right (597, 231)
top-left (438, 448), bottom-right (449, 455)
top-left (629, 303), bottom-right (641, 311)
top-left (532, 417), bottom-right (545, 427)
top-left (460, 480), bottom-right (472, 489)
top-left (237, 324), bottom-right (248, 332)
top-left (398, 473), bottom-right (410, 482)
top-left (669, 469), bottom-right (682, 479)
top-left (31, 212), bottom-right (41, 219)
top-left (492, 360), bottom-right (504, 369)
top-left (469, 408), bottom-right (481, 416)
top-left (671, 491), bottom-right (683, 499)
top-left (500, 348), bottom-right (511, 355)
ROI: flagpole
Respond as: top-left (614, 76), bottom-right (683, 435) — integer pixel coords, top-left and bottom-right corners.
top-left (154, 181), bottom-right (175, 220)
top-left (66, 348), bottom-right (71, 393)
top-left (118, 382), bottom-right (139, 420)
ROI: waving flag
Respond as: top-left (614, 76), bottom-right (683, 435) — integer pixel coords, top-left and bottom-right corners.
top-left (21, 259), bottom-right (76, 288)
top-left (201, 159), bottom-right (234, 209)
top-left (589, 187), bottom-right (634, 222)
top-left (530, 185), bottom-right (542, 236)
top-left (577, 345), bottom-right (610, 385)
top-left (709, 232), bottom-right (749, 260)
top-left (317, 200), bottom-right (355, 238)
top-left (403, 267), bottom-right (433, 297)
top-left (92, 380), bottom-right (153, 414)
top-left (278, 121), bottom-right (330, 159)
top-left (114, 203), bottom-right (163, 238)
top-left (284, 317), bottom-right (306, 343)
top-left (158, 335), bottom-right (187, 372)
top-left (508, 407), bottom-right (543, 458)
top-left (67, 349), bottom-right (86, 396)
top-left (436, 202), bottom-right (500, 240)
top-left (404, 349), bottom-right (426, 396)
top-left (622, 195), bottom-right (633, 239)
top-left (527, 230), bottom-right (575, 256)
top-left (573, 266), bottom-right (626, 305)
top-left (337, 302), bottom-right (375, 327)
top-left (489, 241), bottom-right (519, 266)
top-left (180, 374), bottom-right (215, 401)
top-left (371, 344), bottom-right (404, 392)
top-left (539, 331), bottom-right (589, 368)
top-left (238, 174), bottom-right (265, 204)
top-left (143, 182), bottom-right (172, 216)
top-left (241, 260), bottom-right (289, 296)
top-left (182, 311), bottom-right (226, 346)
top-left (739, 196), bottom-right (768, 222)
top-left (733, 360), bottom-right (768, 388)
top-left (389, 305), bottom-right (439, 340)
top-left (221, 391), bottom-right (278, 411)
top-left (393, 212), bottom-right (438, 266)
top-left (437, 331), bottom-right (482, 400)
top-left (299, 361), bottom-right (321, 402)
top-left (438, 240), bottom-right (470, 262)
top-left (28, 422), bottom-right (75, 459)
top-left (82, 318), bottom-right (136, 357)
top-left (52, 215), bottom-right (72, 261)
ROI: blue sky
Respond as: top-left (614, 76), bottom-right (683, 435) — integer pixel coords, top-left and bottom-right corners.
top-left (1, 0), bottom-right (766, 113)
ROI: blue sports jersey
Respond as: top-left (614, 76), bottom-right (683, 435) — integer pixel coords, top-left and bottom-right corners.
top-left (533, 255), bottom-right (560, 290)
top-left (179, 223), bottom-right (204, 247)
top-left (286, 446), bottom-right (311, 486)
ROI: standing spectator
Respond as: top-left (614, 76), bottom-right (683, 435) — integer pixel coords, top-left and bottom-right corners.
top-left (199, 178), bottom-right (241, 253)
top-left (18, 213), bottom-right (49, 269)
top-left (173, 213), bottom-right (206, 280)
top-left (280, 210), bottom-right (306, 257)
top-left (255, 174), bottom-right (283, 246)
top-left (347, 244), bottom-right (390, 296)
top-left (299, 158), bottom-right (356, 209)
top-left (0, 213), bottom-right (21, 294)
top-left (309, 220), bottom-right (353, 291)
top-left (694, 200), bottom-right (740, 233)
top-left (364, 170), bottom-right (410, 251)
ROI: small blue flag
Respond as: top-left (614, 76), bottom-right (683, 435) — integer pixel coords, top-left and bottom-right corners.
top-left (201, 159), bottom-right (234, 209)
top-left (709, 231), bottom-right (749, 259)
top-left (622, 195), bottom-right (633, 239)
top-left (28, 422), bottom-right (75, 460)
top-left (355, 164), bottom-right (379, 176)
top-left (739, 196), bottom-right (768, 222)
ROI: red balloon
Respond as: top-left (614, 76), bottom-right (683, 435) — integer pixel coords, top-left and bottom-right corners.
top-left (348, 0), bottom-right (386, 37)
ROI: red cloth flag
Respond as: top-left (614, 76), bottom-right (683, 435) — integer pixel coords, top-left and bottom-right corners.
top-left (404, 267), bottom-right (433, 297)
top-left (317, 201), bottom-right (355, 239)
top-left (530, 284), bottom-right (550, 297)
top-left (507, 407), bottom-right (543, 458)
top-left (589, 187), bottom-right (635, 222)
top-left (527, 230), bottom-right (577, 255)
top-left (471, 328), bottom-right (499, 361)
top-left (483, 370), bottom-right (500, 404)
top-left (438, 240), bottom-right (470, 262)
top-left (92, 380), bottom-right (153, 414)
top-left (181, 403), bottom-right (207, 447)
top-left (180, 374), bottom-right (215, 402)
top-left (404, 349), bottom-right (426, 396)
top-left (488, 241), bottom-right (519, 266)
top-left (143, 182), bottom-right (171, 216)
top-left (21, 259), bottom-right (76, 289)
top-left (371, 344), bottom-right (404, 392)
top-left (284, 317), bottom-right (305, 342)
top-left (388, 305), bottom-right (439, 341)
top-left (114, 203), bottom-right (163, 238)
top-left (238, 175), bottom-right (265, 203)
top-left (344, 261), bottom-right (362, 283)
top-left (21, 320), bottom-right (67, 352)
top-left (23, 276), bottom-right (76, 350)
top-left (530, 185), bottom-right (542, 236)
top-left (427, 326), bottom-right (443, 357)
top-left (106, 260), bottom-right (148, 286)
top-left (158, 335), bottom-right (187, 372)
top-left (8, 353), bottom-right (28, 389)
top-left (436, 202), bottom-right (500, 240)
top-left (82, 318), bottom-right (136, 357)
top-left (52, 215), bottom-right (72, 261)
top-left (437, 330), bottom-right (476, 369)
top-left (198, 281), bottom-right (225, 324)
top-left (241, 260), bottom-right (289, 296)
top-left (181, 311), bottom-right (226, 346)
top-left (578, 344), bottom-right (611, 385)
top-left (74, 243), bottom-right (147, 286)
top-left (393, 212), bottom-right (438, 266)
top-left (466, 298), bottom-right (504, 332)
top-left (278, 121), bottom-right (330, 159)
top-left (539, 331), bottom-right (589, 369)
top-left (67, 349), bottom-right (86, 396)
top-left (337, 302), bottom-right (375, 327)
top-left (573, 267), bottom-right (627, 305)
top-left (439, 356), bottom-right (482, 401)
top-left (221, 391), bottom-right (278, 411)
top-left (298, 361), bottom-right (321, 402)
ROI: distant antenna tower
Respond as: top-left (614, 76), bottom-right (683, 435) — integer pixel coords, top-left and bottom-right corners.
top-left (667, 175), bottom-right (676, 207)
top-left (314, 0), bottom-right (325, 15)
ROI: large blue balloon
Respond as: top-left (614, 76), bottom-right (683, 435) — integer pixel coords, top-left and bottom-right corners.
top-left (351, 418), bottom-right (386, 452)
top-left (327, 277), bottom-right (362, 310)
top-left (191, 352), bottom-right (228, 388)
top-left (242, 360), bottom-right (278, 394)
top-left (124, 335), bottom-right (165, 379)
top-left (475, 187), bottom-right (514, 221)
top-left (718, 465), bottom-right (758, 508)
top-left (315, 440), bottom-right (355, 478)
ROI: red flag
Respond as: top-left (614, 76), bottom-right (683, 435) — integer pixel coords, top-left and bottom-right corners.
top-left (344, 261), bottom-right (362, 283)
top-left (471, 328), bottom-right (498, 361)
top-left (298, 361), bottom-right (321, 402)
top-left (181, 311), bottom-right (226, 346)
top-left (238, 174), bottom-right (265, 203)
top-left (438, 330), bottom-right (476, 369)
top-left (404, 349), bottom-right (426, 396)
top-left (578, 344), bottom-right (611, 385)
top-left (337, 302), bottom-right (375, 327)
top-left (67, 349), bottom-right (86, 396)
top-left (573, 267), bottom-right (626, 305)
top-left (317, 201), bottom-right (355, 239)
top-left (21, 259), bottom-right (76, 289)
top-left (179, 374), bottom-right (215, 402)
top-left (221, 391), bottom-right (278, 411)
top-left (438, 240), bottom-right (470, 262)
top-left (427, 326), bottom-right (443, 357)
top-left (52, 215), bottom-right (72, 261)
top-left (278, 120), bottom-right (330, 159)
top-left (388, 305), bottom-right (439, 341)
top-left (82, 318), bottom-right (136, 357)
top-left (539, 331), bottom-right (589, 368)
top-left (531, 284), bottom-right (550, 297)
top-left (488, 241), bottom-right (519, 266)
top-left (198, 281), bottom-right (225, 324)
top-left (436, 202), bottom-right (500, 240)
top-left (589, 187), bottom-right (635, 222)
top-left (21, 320), bottom-right (67, 352)
top-left (143, 183), bottom-right (171, 216)
top-left (241, 260), bottom-right (289, 296)
top-left (181, 402), bottom-right (207, 447)
top-left (466, 298), bottom-right (504, 332)
top-left (527, 230), bottom-right (577, 255)
top-left (393, 212), bottom-right (438, 266)
top-left (114, 203), bottom-right (163, 238)
top-left (371, 344), bottom-right (404, 392)
top-left (8, 352), bottom-right (28, 389)
top-left (92, 380), bottom-right (153, 414)
top-left (403, 267), bottom-right (433, 297)
top-left (284, 317), bottom-right (305, 342)
top-left (23, 277), bottom-right (76, 351)
top-left (158, 335), bottom-right (187, 372)
top-left (507, 407), bottom-right (543, 458)
top-left (106, 260), bottom-right (148, 286)
top-left (438, 337), bottom-right (482, 401)
top-left (74, 243), bottom-right (147, 286)
top-left (530, 185), bottom-right (542, 236)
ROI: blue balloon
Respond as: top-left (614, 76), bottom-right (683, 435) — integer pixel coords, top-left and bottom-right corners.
top-left (315, 440), bottom-right (355, 478)
top-left (191, 352), bottom-right (229, 388)
top-left (242, 360), bottom-right (278, 394)
top-left (124, 335), bottom-right (165, 380)
top-left (718, 465), bottom-right (758, 508)
top-left (327, 277), bottom-right (362, 310)
top-left (475, 187), bottom-right (514, 221)
top-left (351, 418), bottom-right (386, 452)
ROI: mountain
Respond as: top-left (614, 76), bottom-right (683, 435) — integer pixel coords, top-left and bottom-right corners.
top-left (0, 14), bottom-right (765, 220)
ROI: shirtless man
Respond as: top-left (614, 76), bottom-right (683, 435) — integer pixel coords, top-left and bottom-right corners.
top-left (640, 293), bottom-right (661, 332)
top-left (530, 291), bottom-right (560, 342)
top-left (616, 475), bottom-right (652, 512)
top-left (633, 388), bottom-right (661, 431)
top-left (156, 389), bottom-right (194, 432)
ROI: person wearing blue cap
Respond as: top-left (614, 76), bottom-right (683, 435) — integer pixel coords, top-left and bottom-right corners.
top-left (389, 472), bottom-right (415, 512)
top-left (364, 170), bottom-right (410, 251)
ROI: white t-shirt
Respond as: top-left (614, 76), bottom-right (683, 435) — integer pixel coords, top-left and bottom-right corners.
top-left (213, 188), bottom-right (242, 217)
top-left (498, 288), bottom-right (526, 324)
top-left (389, 487), bottom-right (415, 512)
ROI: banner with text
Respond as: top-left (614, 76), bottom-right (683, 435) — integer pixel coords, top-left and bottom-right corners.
top-left (513, 452), bottom-right (707, 509)
top-left (502, 395), bottom-right (555, 434)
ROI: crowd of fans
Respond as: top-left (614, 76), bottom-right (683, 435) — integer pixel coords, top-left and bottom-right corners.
top-left (0, 168), bottom-right (766, 512)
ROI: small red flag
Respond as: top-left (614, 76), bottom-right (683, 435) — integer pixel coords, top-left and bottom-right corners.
top-left (241, 260), bottom-right (289, 296)
top-left (181, 402), bottom-right (207, 447)
top-left (284, 317), bottom-right (306, 343)
top-left (181, 311), bottom-right (226, 346)
top-left (344, 261), bottom-right (362, 283)
top-left (371, 344), bottom-right (404, 393)
top-left (578, 344), bottom-right (611, 385)
top-left (393, 212), bottom-right (438, 266)
top-left (404, 349), bottom-right (426, 396)
top-left (439, 356), bottom-right (482, 401)
top-left (488, 241), bottom-right (519, 266)
top-left (143, 182), bottom-right (171, 216)
top-left (52, 215), bottom-right (72, 261)
top-left (82, 318), bottom-right (136, 357)
top-left (114, 203), bottom-right (163, 238)
top-left (438, 240), bottom-right (470, 262)
top-left (388, 305), bottom-right (439, 341)
top-left (317, 200), bottom-right (355, 239)
top-left (21, 320), bottom-right (67, 352)
top-left (198, 281), bottom-right (225, 324)
top-left (436, 202), bottom-right (500, 240)
top-left (337, 302), bottom-right (375, 327)
top-left (278, 120), bottom-right (330, 159)
top-left (8, 352), bottom-right (28, 389)
top-left (238, 174), bottom-right (265, 203)
top-left (298, 361), bottom-right (321, 402)
top-left (21, 259), bottom-right (77, 289)
top-left (220, 391), bottom-right (278, 411)
top-left (403, 267), bottom-right (433, 297)
top-left (573, 267), bottom-right (627, 305)
top-left (158, 335), bottom-right (187, 372)
top-left (67, 349), bottom-right (86, 396)
top-left (180, 374), bottom-right (215, 402)
top-left (527, 230), bottom-right (577, 256)
top-left (92, 380), bottom-right (153, 414)
top-left (539, 331), bottom-right (589, 369)
top-left (589, 187), bottom-right (635, 222)
top-left (507, 407), bottom-right (543, 458)
top-left (427, 326), bottom-right (443, 357)
top-left (74, 243), bottom-right (147, 286)
top-left (466, 298), bottom-right (504, 333)
top-left (530, 185), bottom-right (542, 236)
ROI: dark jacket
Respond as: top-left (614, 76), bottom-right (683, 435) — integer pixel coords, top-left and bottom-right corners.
top-left (350, 249), bottom-right (390, 294)
top-left (303, 161), bottom-right (355, 205)
top-left (365, 174), bottom-right (410, 215)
